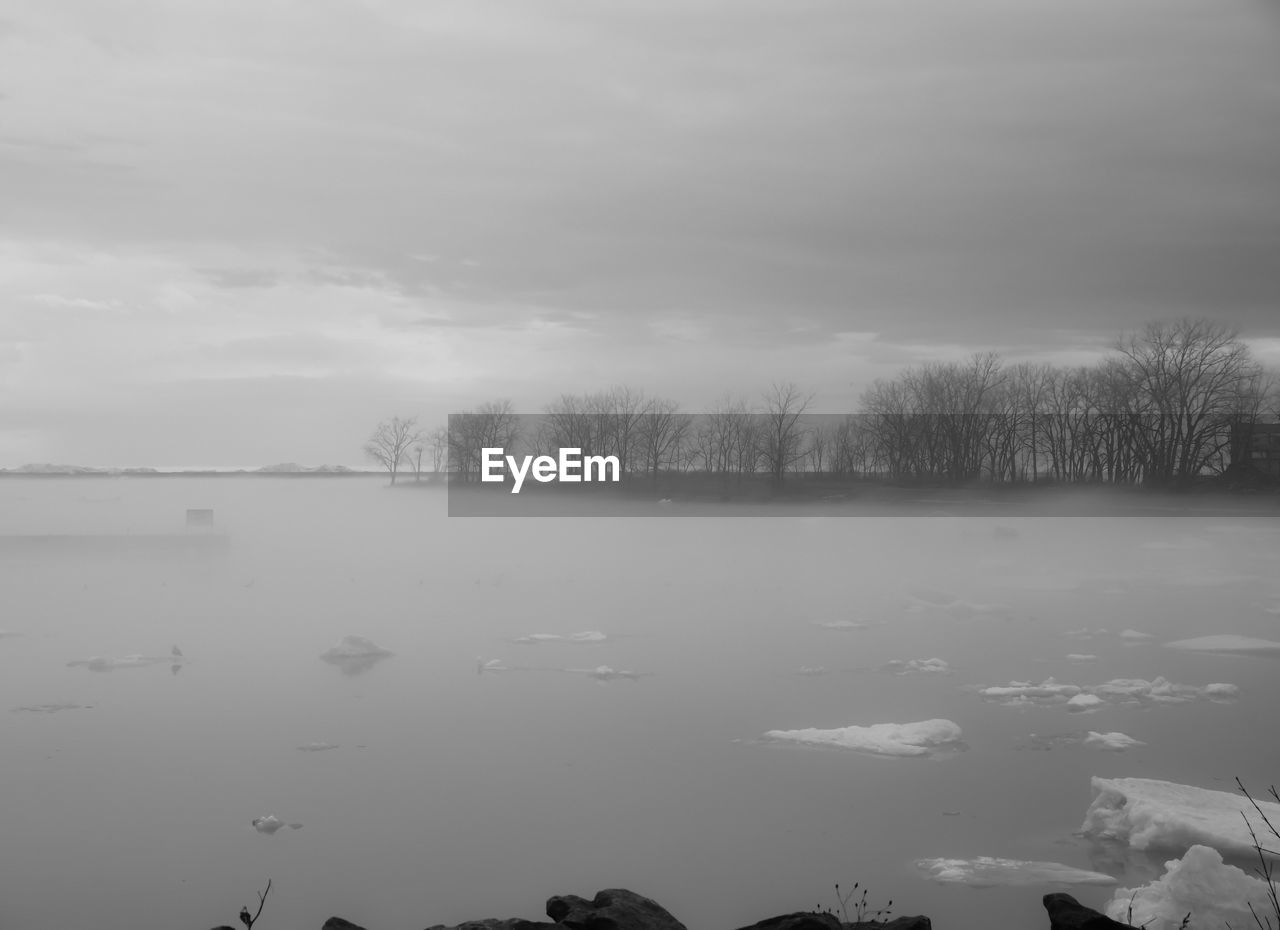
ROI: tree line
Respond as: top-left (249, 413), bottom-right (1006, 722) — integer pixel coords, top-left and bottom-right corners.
top-left (365, 319), bottom-right (1280, 489)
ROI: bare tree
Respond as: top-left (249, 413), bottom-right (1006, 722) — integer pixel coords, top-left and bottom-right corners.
top-left (1115, 318), bottom-right (1261, 487)
top-left (428, 426), bottom-right (449, 475)
top-left (759, 382), bottom-right (814, 485)
top-left (449, 401), bottom-right (522, 481)
top-left (364, 416), bottom-right (421, 485)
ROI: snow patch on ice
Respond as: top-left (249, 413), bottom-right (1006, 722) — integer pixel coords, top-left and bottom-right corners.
top-left (763, 719), bottom-right (963, 757)
top-left (882, 658), bottom-right (950, 675)
top-left (978, 676), bottom-right (1236, 709)
top-left (1104, 845), bottom-right (1278, 930)
top-left (1081, 777), bottom-right (1280, 856)
top-left (1083, 731), bottom-right (1146, 752)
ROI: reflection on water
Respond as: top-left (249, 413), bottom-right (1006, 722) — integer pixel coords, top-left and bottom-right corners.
top-left (1, 477), bottom-right (1279, 930)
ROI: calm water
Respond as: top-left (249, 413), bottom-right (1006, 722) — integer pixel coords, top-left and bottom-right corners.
top-left (2, 478), bottom-right (1279, 930)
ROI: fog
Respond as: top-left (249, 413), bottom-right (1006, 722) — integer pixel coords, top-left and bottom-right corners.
top-left (2, 477), bottom-right (1278, 930)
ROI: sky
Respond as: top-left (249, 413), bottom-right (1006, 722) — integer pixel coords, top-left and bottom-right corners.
top-left (1, 0), bottom-right (1279, 467)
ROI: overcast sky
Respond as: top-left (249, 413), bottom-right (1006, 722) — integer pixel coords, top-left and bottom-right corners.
top-left (2, 0), bottom-right (1279, 466)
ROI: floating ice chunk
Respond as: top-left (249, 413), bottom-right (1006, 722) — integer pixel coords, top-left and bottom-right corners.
top-left (796, 666), bottom-right (828, 676)
top-left (763, 719), bottom-right (963, 758)
top-left (1066, 654), bottom-right (1098, 662)
top-left (813, 619), bottom-right (867, 632)
top-left (1083, 731), bottom-right (1146, 752)
top-left (883, 658), bottom-right (950, 674)
top-left (1120, 629), bottom-right (1153, 641)
top-left (12, 703), bottom-right (93, 714)
top-left (978, 676), bottom-right (1234, 709)
top-left (296, 742), bottom-right (339, 752)
top-left (513, 631), bottom-right (609, 644)
top-left (66, 653), bottom-right (180, 671)
top-left (565, 665), bottom-right (645, 682)
top-left (1081, 777), bottom-right (1280, 856)
top-left (251, 815), bottom-right (302, 835)
top-left (1164, 635), bottom-right (1280, 656)
top-left (1067, 693), bottom-right (1104, 712)
top-left (916, 856), bottom-right (1116, 887)
top-left (1104, 845), bottom-right (1278, 930)
top-left (320, 635), bottom-right (393, 675)
top-left (979, 678), bottom-right (1081, 704)
top-left (1063, 628), bottom-right (1093, 639)
top-left (320, 635), bottom-right (392, 658)
top-left (476, 657), bottom-right (510, 674)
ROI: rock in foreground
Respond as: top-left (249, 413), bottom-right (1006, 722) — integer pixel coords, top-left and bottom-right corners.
top-left (1043, 893), bottom-right (1136, 930)
top-left (424, 888), bottom-right (929, 930)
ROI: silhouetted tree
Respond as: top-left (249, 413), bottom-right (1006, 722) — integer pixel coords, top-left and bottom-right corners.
top-left (364, 416), bottom-right (420, 485)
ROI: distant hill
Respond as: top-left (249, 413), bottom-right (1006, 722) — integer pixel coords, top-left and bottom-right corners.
top-left (3, 464), bottom-right (159, 475)
top-left (256, 463), bottom-right (356, 473)
top-left (0, 463), bottom-right (371, 476)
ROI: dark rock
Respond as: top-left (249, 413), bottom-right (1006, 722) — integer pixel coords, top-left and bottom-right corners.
top-left (1044, 893), bottom-right (1136, 930)
top-left (323, 918), bottom-right (369, 930)
top-left (871, 918), bottom-right (931, 930)
top-left (425, 921), bottom-right (556, 930)
top-left (545, 889), bottom-right (687, 930)
top-left (733, 913), bottom-right (843, 930)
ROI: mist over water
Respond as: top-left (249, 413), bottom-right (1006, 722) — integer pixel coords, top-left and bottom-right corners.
top-left (2, 477), bottom-right (1279, 930)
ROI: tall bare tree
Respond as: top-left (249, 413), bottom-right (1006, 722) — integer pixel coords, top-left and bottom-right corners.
top-left (759, 382), bottom-right (814, 484)
top-left (364, 416), bottom-right (421, 485)
top-left (1115, 319), bottom-right (1261, 486)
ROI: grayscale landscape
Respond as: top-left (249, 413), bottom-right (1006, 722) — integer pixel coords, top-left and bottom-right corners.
top-left (2, 2), bottom-right (1279, 929)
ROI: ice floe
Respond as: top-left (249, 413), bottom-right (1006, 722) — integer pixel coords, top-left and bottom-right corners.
top-left (11, 702), bottom-right (93, 714)
top-left (296, 742), bottom-right (339, 752)
top-left (881, 658), bottom-right (950, 675)
top-left (1104, 845), bottom-right (1278, 930)
top-left (1066, 654), bottom-right (1098, 662)
top-left (565, 665), bottom-right (646, 682)
top-left (1066, 694), bottom-right (1104, 712)
top-left (1163, 634), bottom-right (1280, 656)
top-left (1120, 629), bottom-right (1153, 642)
top-left (796, 666), bottom-right (828, 676)
top-left (1083, 731), bottom-right (1146, 752)
top-left (763, 719), bottom-right (963, 758)
top-left (320, 635), bottom-right (393, 675)
top-left (251, 815), bottom-right (303, 835)
top-left (976, 676), bottom-right (1237, 709)
top-left (813, 619), bottom-right (869, 632)
top-left (511, 631), bottom-right (609, 644)
top-left (916, 856), bottom-right (1116, 888)
top-left (1081, 777), bottom-right (1280, 856)
top-left (67, 653), bottom-right (187, 671)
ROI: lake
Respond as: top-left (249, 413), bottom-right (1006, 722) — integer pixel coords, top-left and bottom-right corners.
top-left (2, 477), bottom-right (1278, 930)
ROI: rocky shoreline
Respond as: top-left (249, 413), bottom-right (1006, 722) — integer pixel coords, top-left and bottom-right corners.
top-left (233, 886), bottom-right (1134, 930)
